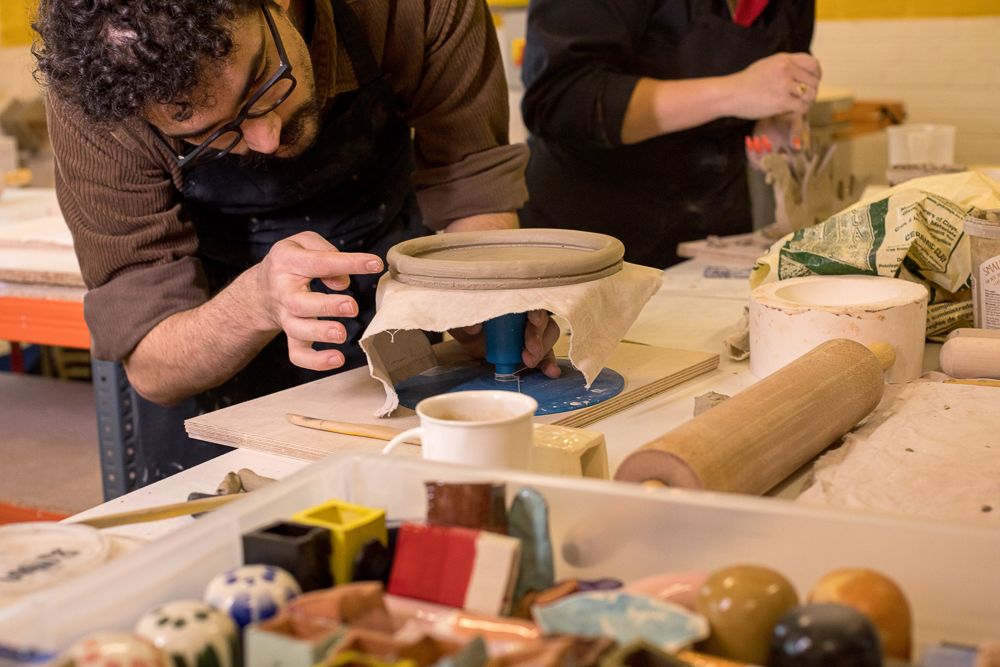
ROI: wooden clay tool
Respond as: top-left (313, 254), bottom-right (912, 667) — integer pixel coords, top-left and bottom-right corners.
top-left (286, 413), bottom-right (421, 444)
top-left (615, 339), bottom-right (893, 494)
top-left (72, 493), bottom-right (244, 529)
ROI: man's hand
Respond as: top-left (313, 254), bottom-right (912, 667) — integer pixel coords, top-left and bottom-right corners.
top-left (450, 310), bottom-right (562, 378)
top-left (255, 231), bottom-right (384, 371)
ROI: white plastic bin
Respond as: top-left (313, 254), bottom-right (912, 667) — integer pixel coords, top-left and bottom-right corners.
top-left (886, 123), bottom-right (956, 166)
top-left (1, 453), bottom-right (997, 662)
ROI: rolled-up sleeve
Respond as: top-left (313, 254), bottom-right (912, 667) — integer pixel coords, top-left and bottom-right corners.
top-left (384, 0), bottom-right (528, 230)
top-left (521, 0), bottom-right (652, 150)
top-left (47, 96), bottom-right (208, 361)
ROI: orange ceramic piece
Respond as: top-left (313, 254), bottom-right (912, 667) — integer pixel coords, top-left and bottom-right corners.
top-left (808, 567), bottom-right (913, 661)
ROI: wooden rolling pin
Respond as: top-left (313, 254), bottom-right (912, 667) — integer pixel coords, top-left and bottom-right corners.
top-left (939, 328), bottom-right (1000, 379)
top-left (614, 339), bottom-right (892, 494)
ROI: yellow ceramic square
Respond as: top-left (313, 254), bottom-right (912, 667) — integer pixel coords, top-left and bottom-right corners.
top-left (292, 500), bottom-right (386, 585)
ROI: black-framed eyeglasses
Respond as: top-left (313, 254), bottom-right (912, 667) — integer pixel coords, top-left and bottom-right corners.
top-left (157, 0), bottom-right (297, 168)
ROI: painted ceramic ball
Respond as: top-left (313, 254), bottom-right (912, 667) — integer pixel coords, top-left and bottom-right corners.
top-left (134, 600), bottom-right (238, 667)
top-left (70, 632), bottom-right (169, 667)
top-left (204, 564), bottom-right (301, 628)
top-left (768, 603), bottom-right (882, 666)
top-left (695, 564), bottom-right (798, 665)
top-left (808, 567), bottom-right (912, 661)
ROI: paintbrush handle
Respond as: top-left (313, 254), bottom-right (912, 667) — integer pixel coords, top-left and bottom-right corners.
top-left (72, 493), bottom-right (243, 529)
top-left (286, 413), bottom-right (421, 445)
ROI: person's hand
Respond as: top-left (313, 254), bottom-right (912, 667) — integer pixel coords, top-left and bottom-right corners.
top-left (726, 52), bottom-right (821, 120)
top-left (449, 310), bottom-right (562, 379)
top-left (255, 231), bottom-right (384, 371)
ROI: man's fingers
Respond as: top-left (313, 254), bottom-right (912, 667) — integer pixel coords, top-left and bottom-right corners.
top-left (274, 242), bottom-right (383, 279)
top-left (524, 312), bottom-right (561, 368)
top-left (450, 323), bottom-right (483, 344)
top-left (539, 353), bottom-right (562, 379)
top-left (321, 276), bottom-right (351, 292)
top-left (285, 291), bottom-right (359, 319)
top-left (296, 249), bottom-right (383, 279)
top-left (287, 338), bottom-right (346, 371)
top-left (281, 316), bottom-right (348, 345)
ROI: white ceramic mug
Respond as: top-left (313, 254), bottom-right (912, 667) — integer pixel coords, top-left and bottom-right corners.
top-left (382, 390), bottom-right (537, 470)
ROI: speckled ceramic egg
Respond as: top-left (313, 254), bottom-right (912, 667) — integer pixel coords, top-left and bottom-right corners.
top-left (135, 600), bottom-right (238, 667)
top-left (694, 564), bottom-right (798, 665)
top-left (808, 567), bottom-right (912, 661)
top-left (204, 564), bottom-right (301, 629)
top-left (769, 603), bottom-right (882, 666)
top-left (70, 632), bottom-right (169, 667)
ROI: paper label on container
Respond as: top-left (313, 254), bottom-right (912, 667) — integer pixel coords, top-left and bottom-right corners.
top-left (976, 252), bottom-right (1000, 329)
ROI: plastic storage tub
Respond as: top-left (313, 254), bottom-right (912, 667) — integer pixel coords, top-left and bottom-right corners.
top-left (1, 452), bottom-right (998, 662)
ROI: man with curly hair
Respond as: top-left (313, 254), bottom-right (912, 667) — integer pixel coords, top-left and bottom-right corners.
top-left (35, 0), bottom-right (558, 474)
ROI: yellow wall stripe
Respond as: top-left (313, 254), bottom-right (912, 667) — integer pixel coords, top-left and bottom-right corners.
top-left (0, 0), bottom-right (35, 47)
top-left (818, 0), bottom-right (1000, 20)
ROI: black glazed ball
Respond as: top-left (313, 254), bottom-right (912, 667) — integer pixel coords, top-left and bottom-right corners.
top-left (769, 603), bottom-right (883, 667)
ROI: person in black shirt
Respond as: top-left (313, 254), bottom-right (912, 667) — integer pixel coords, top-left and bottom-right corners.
top-left (519, 0), bottom-right (819, 268)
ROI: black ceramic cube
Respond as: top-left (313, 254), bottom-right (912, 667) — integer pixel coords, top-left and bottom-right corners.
top-left (769, 603), bottom-right (882, 667)
top-left (242, 520), bottom-right (333, 592)
top-left (352, 519), bottom-right (405, 584)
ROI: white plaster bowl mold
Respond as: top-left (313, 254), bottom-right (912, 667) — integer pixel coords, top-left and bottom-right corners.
top-left (749, 275), bottom-right (928, 383)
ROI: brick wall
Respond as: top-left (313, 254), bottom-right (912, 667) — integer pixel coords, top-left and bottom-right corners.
top-left (812, 16), bottom-right (1000, 166)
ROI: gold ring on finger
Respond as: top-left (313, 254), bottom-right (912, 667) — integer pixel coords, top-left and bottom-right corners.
top-left (796, 82), bottom-right (808, 97)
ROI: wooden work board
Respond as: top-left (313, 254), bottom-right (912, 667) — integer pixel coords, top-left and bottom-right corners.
top-left (185, 339), bottom-right (719, 462)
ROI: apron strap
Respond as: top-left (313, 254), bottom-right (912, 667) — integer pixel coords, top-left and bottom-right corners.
top-left (331, 0), bottom-right (382, 86)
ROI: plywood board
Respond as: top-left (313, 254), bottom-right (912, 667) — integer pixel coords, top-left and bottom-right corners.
top-left (185, 340), bottom-right (719, 462)
top-left (0, 189), bottom-right (82, 286)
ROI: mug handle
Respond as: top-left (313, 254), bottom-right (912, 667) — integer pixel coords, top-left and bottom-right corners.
top-left (382, 427), bottom-right (423, 454)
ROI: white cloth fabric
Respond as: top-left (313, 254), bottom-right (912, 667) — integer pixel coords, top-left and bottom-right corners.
top-left (360, 262), bottom-right (663, 416)
top-left (797, 380), bottom-right (1000, 524)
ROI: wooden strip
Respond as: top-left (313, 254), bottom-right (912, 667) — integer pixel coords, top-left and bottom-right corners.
top-left (286, 413), bottom-right (421, 444)
top-left (72, 494), bottom-right (243, 529)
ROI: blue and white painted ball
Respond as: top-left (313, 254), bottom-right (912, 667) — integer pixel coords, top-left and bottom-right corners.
top-left (204, 564), bottom-right (301, 628)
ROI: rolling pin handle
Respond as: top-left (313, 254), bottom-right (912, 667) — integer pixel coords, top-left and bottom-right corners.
top-left (866, 341), bottom-right (896, 371)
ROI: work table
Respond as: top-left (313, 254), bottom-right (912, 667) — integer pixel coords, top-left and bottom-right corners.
top-left (70, 258), bottom-right (947, 540)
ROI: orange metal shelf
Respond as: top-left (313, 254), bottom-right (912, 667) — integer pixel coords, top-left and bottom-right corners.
top-left (0, 296), bottom-right (90, 350)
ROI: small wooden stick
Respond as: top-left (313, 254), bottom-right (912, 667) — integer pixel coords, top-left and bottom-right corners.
top-left (943, 378), bottom-right (1000, 388)
top-left (72, 493), bottom-right (243, 529)
top-left (286, 413), bottom-right (421, 445)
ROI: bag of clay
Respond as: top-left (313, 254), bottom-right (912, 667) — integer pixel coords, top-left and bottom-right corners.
top-left (749, 171), bottom-right (1000, 339)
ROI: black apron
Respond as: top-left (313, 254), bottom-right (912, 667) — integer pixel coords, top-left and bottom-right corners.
top-left (132, 0), bottom-right (428, 480)
top-left (520, 0), bottom-right (798, 268)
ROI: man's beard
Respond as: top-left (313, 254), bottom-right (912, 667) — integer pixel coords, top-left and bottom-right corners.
top-left (238, 99), bottom-right (321, 167)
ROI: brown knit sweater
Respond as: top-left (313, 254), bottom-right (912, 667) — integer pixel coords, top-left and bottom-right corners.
top-left (47, 0), bottom-right (528, 361)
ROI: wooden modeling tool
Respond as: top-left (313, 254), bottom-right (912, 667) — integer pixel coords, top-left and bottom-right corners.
top-left (286, 413), bottom-right (421, 444)
top-left (615, 339), bottom-right (894, 494)
top-left (71, 493), bottom-right (244, 529)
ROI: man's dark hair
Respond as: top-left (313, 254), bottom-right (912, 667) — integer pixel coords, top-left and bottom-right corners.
top-left (34, 0), bottom-right (258, 125)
